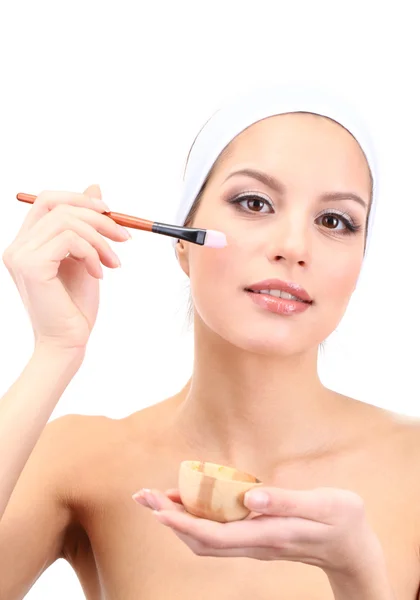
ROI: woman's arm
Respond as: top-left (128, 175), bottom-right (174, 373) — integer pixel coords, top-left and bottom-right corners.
top-left (0, 344), bottom-right (83, 520)
top-left (134, 486), bottom-right (398, 599)
top-left (0, 345), bottom-right (85, 598)
top-left (326, 556), bottom-right (396, 600)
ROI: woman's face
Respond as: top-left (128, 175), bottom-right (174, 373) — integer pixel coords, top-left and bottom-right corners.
top-left (177, 113), bottom-right (372, 355)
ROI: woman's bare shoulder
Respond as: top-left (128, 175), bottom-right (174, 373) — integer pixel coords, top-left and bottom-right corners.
top-left (51, 398), bottom-right (178, 492)
top-left (49, 396), bottom-right (175, 455)
top-left (337, 392), bottom-right (420, 436)
top-left (45, 414), bottom-right (117, 489)
top-left (348, 399), bottom-right (420, 472)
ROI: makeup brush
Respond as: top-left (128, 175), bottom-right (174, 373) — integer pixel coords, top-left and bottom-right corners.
top-left (16, 193), bottom-right (227, 248)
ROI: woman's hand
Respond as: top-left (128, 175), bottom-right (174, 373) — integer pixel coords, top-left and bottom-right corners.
top-left (3, 184), bottom-right (131, 352)
top-left (133, 485), bottom-right (394, 598)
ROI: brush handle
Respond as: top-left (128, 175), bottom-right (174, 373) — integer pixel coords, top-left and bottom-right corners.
top-left (16, 193), bottom-right (153, 232)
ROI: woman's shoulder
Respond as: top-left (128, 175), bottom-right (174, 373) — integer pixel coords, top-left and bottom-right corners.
top-left (44, 411), bottom-right (154, 508)
top-left (329, 392), bottom-right (420, 476)
top-left (50, 396), bottom-right (175, 447)
top-left (382, 409), bottom-right (420, 461)
top-left (48, 394), bottom-right (178, 461)
top-left (346, 398), bottom-right (420, 477)
top-left (44, 413), bottom-right (120, 486)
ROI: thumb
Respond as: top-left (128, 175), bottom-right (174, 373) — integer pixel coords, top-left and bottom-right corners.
top-left (83, 183), bottom-right (102, 200)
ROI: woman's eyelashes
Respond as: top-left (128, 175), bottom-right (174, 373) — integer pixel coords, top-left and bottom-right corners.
top-left (317, 209), bottom-right (361, 235)
top-left (226, 191), bottom-right (363, 236)
top-left (227, 191), bottom-right (274, 214)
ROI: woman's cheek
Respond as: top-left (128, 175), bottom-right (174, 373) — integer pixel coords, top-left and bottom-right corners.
top-left (326, 256), bottom-right (363, 309)
top-left (189, 248), bottom-right (237, 309)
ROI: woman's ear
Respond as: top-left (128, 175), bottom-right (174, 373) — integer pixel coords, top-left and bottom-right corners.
top-left (176, 239), bottom-right (190, 276)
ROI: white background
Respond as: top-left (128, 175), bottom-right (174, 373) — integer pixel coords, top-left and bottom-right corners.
top-left (0, 0), bottom-right (419, 597)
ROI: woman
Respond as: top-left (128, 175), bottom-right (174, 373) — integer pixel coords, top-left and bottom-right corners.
top-left (0, 84), bottom-right (417, 600)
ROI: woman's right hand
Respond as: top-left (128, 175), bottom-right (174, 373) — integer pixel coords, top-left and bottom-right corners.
top-left (2, 184), bottom-right (131, 352)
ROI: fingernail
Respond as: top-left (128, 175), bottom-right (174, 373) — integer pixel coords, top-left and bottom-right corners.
top-left (119, 227), bottom-right (132, 240)
top-left (244, 490), bottom-right (269, 509)
top-left (132, 490), bottom-right (146, 503)
top-left (143, 489), bottom-right (161, 511)
top-left (153, 510), bottom-right (168, 524)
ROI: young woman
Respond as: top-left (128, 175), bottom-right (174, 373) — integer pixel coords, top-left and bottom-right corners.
top-left (0, 84), bottom-right (417, 600)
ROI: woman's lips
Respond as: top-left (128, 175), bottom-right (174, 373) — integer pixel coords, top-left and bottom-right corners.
top-left (245, 290), bottom-right (312, 315)
top-left (246, 279), bottom-right (312, 303)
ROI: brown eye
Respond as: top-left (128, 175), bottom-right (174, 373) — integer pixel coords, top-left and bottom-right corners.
top-left (316, 210), bottom-right (361, 235)
top-left (247, 198), bottom-right (266, 212)
top-left (321, 214), bottom-right (340, 229)
top-left (229, 193), bottom-right (274, 214)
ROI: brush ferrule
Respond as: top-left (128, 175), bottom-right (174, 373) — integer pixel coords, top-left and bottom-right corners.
top-left (152, 222), bottom-right (206, 245)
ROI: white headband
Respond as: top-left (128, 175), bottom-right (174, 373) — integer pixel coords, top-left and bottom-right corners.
top-left (173, 83), bottom-right (379, 257)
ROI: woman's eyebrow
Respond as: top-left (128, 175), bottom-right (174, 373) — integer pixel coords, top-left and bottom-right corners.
top-left (223, 168), bottom-right (368, 210)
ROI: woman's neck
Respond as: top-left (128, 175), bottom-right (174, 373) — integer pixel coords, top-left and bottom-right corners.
top-left (173, 320), bottom-right (352, 477)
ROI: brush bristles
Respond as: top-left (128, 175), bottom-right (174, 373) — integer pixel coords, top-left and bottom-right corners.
top-left (204, 230), bottom-right (227, 248)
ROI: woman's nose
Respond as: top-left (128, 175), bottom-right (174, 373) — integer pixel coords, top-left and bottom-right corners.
top-left (266, 217), bottom-right (311, 266)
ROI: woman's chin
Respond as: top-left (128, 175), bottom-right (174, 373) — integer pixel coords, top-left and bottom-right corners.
top-left (209, 321), bottom-right (317, 356)
top-left (232, 335), bottom-right (311, 356)
top-left (195, 303), bottom-right (332, 356)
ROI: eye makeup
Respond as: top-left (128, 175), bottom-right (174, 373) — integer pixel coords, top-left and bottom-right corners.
top-left (225, 191), bottom-right (363, 236)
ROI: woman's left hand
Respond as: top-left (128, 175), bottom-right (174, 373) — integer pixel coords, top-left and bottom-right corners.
top-left (132, 485), bottom-right (384, 577)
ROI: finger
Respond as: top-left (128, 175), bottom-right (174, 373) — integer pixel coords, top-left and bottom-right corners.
top-left (162, 488), bottom-right (255, 514)
top-left (154, 510), bottom-right (326, 550)
top-left (133, 489), bottom-right (185, 513)
top-left (17, 189), bottom-right (110, 236)
top-left (23, 209), bottom-right (125, 269)
top-left (150, 489), bottom-right (185, 512)
top-left (169, 529), bottom-right (279, 559)
top-left (131, 494), bottom-right (149, 507)
top-left (159, 488), bottom-right (259, 520)
top-left (168, 530), bottom-right (258, 558)
top-left (83, 183), bottom-right (102, 199)
top-left (164, 489), bottom-right (182, 504)
top-left (169, 528), bottom-right (311, 561)
top-left (24, 230), bottom-right (103, 280)
top-left (243, 487), bottom-right (361, 524)
top-left (27, 204), bottom-right (128, 245)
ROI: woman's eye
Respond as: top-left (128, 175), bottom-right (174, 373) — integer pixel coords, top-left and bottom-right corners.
top-left (228, 195), bottom-right (360, 235)
top-left (316, 211), bottom-right (360, 234)
top-left (318, 214), bottom-right (345, 230)
top-left (231, 194), bottom-right (274, 213)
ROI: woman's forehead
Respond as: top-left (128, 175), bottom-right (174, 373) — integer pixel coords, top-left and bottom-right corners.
top-left (222, 113), bottom-right (357, 157)
top-left (210, 113), bottom-right (371, 189)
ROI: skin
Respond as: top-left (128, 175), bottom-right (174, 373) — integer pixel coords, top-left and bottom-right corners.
top-left (1, 113), bottom-right (420, 599)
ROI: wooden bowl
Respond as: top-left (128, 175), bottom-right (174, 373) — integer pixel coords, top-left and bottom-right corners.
top-left (178, 460), bottom-right (262, 523)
